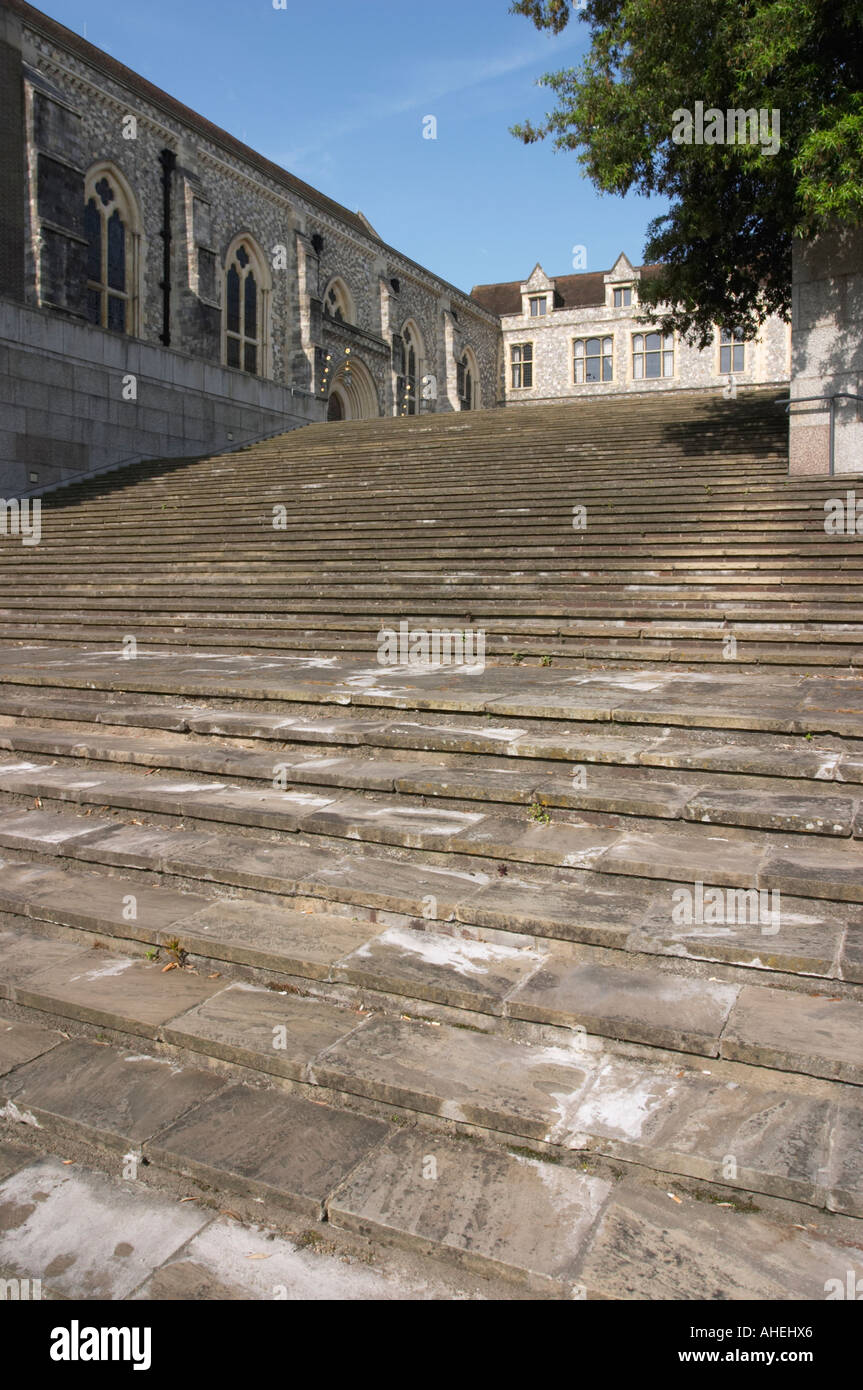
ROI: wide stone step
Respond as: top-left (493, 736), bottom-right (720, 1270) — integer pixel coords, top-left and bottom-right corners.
top-left (0, 724), bottom-right (861, 836)
top-left (0, 804), bottom-right (860, 985)
top-left (3, 1022), bottom-right (857, 1298)
top-left (1, 922), bottom-right (861, 1215)
top-left (4, 748), bottom-right (863, 889)
top-left (3, 609), bottom-right (863, 650)
top-left (2, 651), bottom-right (863, 737)
top-left (2, 857), bottom-right (862, 1074)
top-left (0, 685), bottom-right (848, 784)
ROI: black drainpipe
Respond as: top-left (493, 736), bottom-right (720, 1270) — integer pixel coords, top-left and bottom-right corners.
top-left (158, 148), bottom-right (176, 346)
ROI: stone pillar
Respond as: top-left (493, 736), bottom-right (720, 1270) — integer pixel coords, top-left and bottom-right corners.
top-left (790, 227), bottom-right (863, 475)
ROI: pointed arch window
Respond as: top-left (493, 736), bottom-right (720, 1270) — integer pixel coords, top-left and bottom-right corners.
top-left (396, 323), bottom-right (419, 415)
top-left (224, 240), bottom-right (267, 375)
top-left (323, 278), bottom-right (353, 325)
top-left (83, 168), bottom-right (140, 334)
top-left (457, 351), bottom-right (475, 410)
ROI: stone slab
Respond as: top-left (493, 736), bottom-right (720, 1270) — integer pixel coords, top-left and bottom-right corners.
top-left (328, 1126), bottom-right (613, 1295)
top-left (721, 985), bottom-right (863, 1084)
top-left (459, 874), bottom-right (656, 947)
top-left (15, 950), bottom-right (223, 1038)
top-left (759, 847), bottom-right (863, 903)
top-left (600, 826), bottom-right (766, 887)
top-left (163, 984), bottom-right (367, 1080)
top-left (312, 1015), bottom-right (591, 1140)
top-left (0, 1020), bottom-right (64, 1077)
top-left (332, 926), bottom-right (546, 1015)
top-left (0, 809), bottom-right (116, 855)
top-left (507, 956), bottom-right (739, 1055)
top-left (827, 1103), bottom-right (863, 1218)
top-left (310, 852), bottom-right (489, 917)
top-left (631, 891), bottom-right (846, 977)
top-left (0, 926), bottom-right (88, 995)
top-left (147, 1083), bottom-right (389, 1219)
top-left (0, 1038), bottom-right (224, 1150)
top-left (23, 871), bottom-right (211, 943)
top-left (0, 1157), bottom-right (210, 1299)
top-left (579, 1179), bottom-right (863, 1300)
top-left (685, 788), bottom-right (854, 836)
top-left (176, 899), bottom-right (376, 978)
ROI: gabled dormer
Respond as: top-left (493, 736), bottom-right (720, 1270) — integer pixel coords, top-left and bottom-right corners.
top-left (520, 263), bottom-right (555, 319)
top-left (604, 252), bottom-right (638, 310)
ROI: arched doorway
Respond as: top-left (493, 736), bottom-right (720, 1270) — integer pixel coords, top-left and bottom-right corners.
top-left (325, 353), bottom-right (379, 420)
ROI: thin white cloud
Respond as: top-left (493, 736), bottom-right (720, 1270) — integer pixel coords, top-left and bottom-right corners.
top-left (274, 37), bottom-right (581, 170)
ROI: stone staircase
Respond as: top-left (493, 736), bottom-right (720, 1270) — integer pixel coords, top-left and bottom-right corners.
top-left (1, 386), bottom-right (863, 1299)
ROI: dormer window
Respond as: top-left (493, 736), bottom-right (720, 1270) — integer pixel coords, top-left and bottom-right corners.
top-left (613, 287), bottom-right (633, 308)
top-left (529, 296), bottom-right (547, 317)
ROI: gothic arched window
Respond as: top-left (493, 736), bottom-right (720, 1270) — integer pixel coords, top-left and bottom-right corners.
top-left (83, 166), bottom-right (140, 334)
top-left (224, 238), bottom-right (268, 375)
top-left (323, 278), bottom-right (353, 325)
top-left (457, 350), bottom-right (476, 410)
top-left (396, 323), bottom-right (419, 415)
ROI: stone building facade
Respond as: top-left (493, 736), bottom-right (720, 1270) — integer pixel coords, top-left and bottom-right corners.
top-left (472, 255), bottom-right (791, 405)
top-left (0, 0), bottom-right (499, 492)
top-left (7, 1), bottom-right (847, 498)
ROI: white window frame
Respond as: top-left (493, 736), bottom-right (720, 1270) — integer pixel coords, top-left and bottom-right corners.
top-left (632, 330), bottom-right (674, 380)
top-left (573, 335), bottom-right (614, 384)
top-left (511, 342), bottom-right (534, 389)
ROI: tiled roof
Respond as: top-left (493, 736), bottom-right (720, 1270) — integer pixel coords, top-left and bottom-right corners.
top-left (471, 264), bottom-right (663, 316)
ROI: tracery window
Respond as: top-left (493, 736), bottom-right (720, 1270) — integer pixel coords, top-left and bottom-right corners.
top-left (396, 323), bottom-right (419, 414)
top-left (224, 241), bottom-right (264, 374)
top-left (83, 168), bottom-right (140, 334)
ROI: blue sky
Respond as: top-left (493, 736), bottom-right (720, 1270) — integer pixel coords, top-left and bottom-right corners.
top-left (37, 0), bottom-right (668, 293)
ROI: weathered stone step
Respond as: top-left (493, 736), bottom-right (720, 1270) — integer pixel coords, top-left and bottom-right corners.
top-left (4, 687), bottom-right (863, 791)
top-left (2, 653), bottom-right (863, 738)
top-left (1, 724), bottom-right (861, 837)
top-left (1, 627), bottom-right (859, 670)
top-left (2, 856), bottom-right (862, 1074)
top-left (3, 609), bottom-right (862, 653)
top-left (2, 925), bottom-right (861, 1215)
top-left (4, 746), bottom-right (863, 897)
top-left (0, 806), bottom-right (860, 988)
top-left (3, 1022), bottom-right (858, 1299)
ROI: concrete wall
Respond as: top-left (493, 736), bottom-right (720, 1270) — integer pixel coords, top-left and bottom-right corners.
top-left (789, 227), bottom-right (863, 475)
top-left (0, 296), bottom-right (317, 493)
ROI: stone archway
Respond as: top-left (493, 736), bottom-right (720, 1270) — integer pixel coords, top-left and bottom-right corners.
top-left (326, 354), bottom-right (379, 420)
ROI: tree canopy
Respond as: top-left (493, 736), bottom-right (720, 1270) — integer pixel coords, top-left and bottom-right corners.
top-left (510, 0), bottom-right (863, 344)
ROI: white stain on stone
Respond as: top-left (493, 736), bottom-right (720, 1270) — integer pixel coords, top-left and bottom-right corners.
top-left (158, 782), bottom-right (226, 793)
top-left (553, 1064), bottom-right (675, 1145)
top-left (358, 927), bottom-right (540, 978)
top-left (0, 1100), bottom-right (41, 1127)
top-left (71, 958), bottom-right (135, 982)
top-left (0, 762), bottom-right (55, 774)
